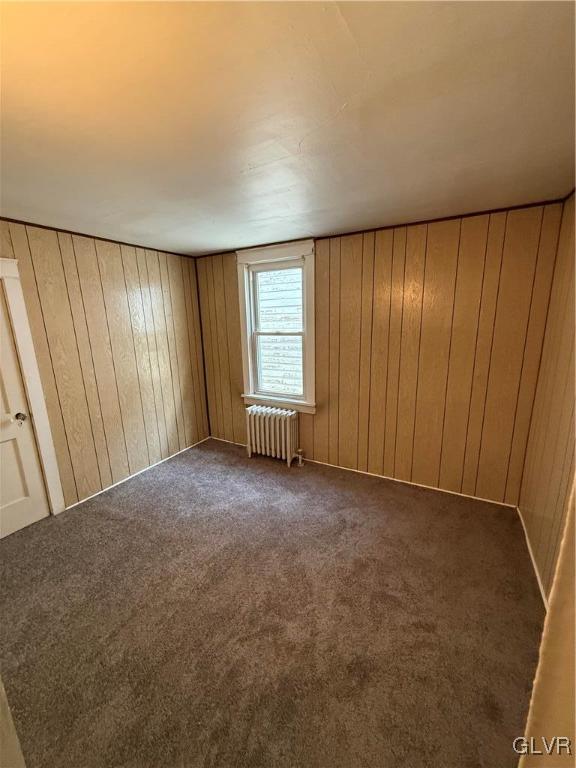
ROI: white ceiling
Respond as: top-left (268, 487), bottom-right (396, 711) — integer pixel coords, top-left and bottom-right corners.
top-left (1, 2), bottom-right (574, 256)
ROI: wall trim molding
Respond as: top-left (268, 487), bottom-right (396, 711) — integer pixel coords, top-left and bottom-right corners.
top-left (3, 188), bottom-right (573, 260)
top-left (64, 437), bottom-right (211, 512)
top-left (0, 217), bottom-right (188, 259)
top-left (0, 257), bottom-right (65, 515)
top-left (205, 436), bottom-right (516, 509)
top-left (517, 505), bottom-right (549, 610)
top-left (302, 456), bottom-right (516, 509)
top-left (196, 189), bottom-right (574, 261)
top-left (208, 436), bottom-right (550, 609)
top-left (193, 258), bottom-right (212, 439)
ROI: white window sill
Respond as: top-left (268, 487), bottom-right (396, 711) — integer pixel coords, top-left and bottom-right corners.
top-left (242, 394), bottom-right (316, 415)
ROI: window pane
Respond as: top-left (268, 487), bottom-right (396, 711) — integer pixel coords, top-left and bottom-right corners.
top-left (256, 335), bottom-right (303, 396)
top-left (255, 268), bottom-right (302, 332)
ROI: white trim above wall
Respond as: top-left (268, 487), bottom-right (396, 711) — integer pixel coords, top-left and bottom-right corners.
top-left (236, 239), bottom-right (315, 265)
top-left (0, 258), bottom-right (65, 515)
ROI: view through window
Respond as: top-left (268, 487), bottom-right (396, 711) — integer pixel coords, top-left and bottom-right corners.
top-left (253, 267), bottom-right (303, 396)
top-left (237, 239), bottom-right (315, 411)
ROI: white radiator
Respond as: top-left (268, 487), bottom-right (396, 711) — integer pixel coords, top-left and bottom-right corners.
top-left (245, 405), bottom-right (301, 467)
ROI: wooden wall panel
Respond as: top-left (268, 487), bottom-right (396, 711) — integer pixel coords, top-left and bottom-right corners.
top-left (122, 246), bottom-right (162, 465)
top-left (383, 228), bottom-right (406, 477)
top-left (461, 213), bottom-right (506, 495)
top-left (159, 252), bottom-right (186, 451)
top-left (412, 219), bottom-right (460, 487)
top-left (181, 258), bottom-right (204, 443)
top-left (145, 250), bottom-right (180, 456)
top-left (2, 222), bottom-right (207, 507)
top-left (96, 240), bottom-right (149, 475)
top-left (328, 238), bottom-right (341, 466)
top-left (475, 207), bottom-right (543, 501)
top-left (72, 235), bottom-right (130, 484)
top-left (438, 216), bottom-right (487, 492)
top-left (197, 199), bottom-right (564, 507)
top-left (195, 253), bottom-right (248, 444)
top-left (520, 195), bottom-right (575, 597)
top-left (222, 254), bottom-right (246, 444)
top-left (504, 205), bottom-right (562, 504)
top-left (313, 239), bottom-right (330, 463)
top-left (168, 254), bottom-right (198, 447)
top-left (357, 232), bottom-right (375, 472)
top-left (186, 259), bottom-right (209, 439)
top-left (212, 255), bottom-right (234, 443)
top-left (2, 196), bottom-right (568, 527)
top-left (338, 235), bottom-right (363, 469)
top-left (367, 230), bottom-right (392, 476)
top-left (395, 224), bottom-right (426, 481)
top-left (2, 223), bottom-right (78, 506)
top-left (299, 412), bottom-right (314, 459)
top-left (59, 233), bottom-right (113, 489)
top-left (0, 221), bottom-right (15, 260)
top-left (136, 248), bottom-right (170, 460)
top-left (26, 227), bottom-right (101, 500)
top-left (206, 259), bottom-right (223, 439)
top-left (196, 258), bottom-right (218, 438)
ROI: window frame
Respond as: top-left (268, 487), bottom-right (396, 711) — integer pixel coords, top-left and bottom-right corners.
top-left (237, 239), bottom-right (315, 414)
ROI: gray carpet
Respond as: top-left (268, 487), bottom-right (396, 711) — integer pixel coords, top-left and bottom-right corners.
top-left (0, 439), bottom-right (543, 768)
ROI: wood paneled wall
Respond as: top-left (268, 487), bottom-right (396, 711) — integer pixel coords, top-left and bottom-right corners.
top-left (0, 221), bottom-right (208, 507)
top-left (196, 254), bottom-right (246, 446)
top-left (519, 195), bottom-right (575, 596)
top-left (197, 202), bottom-right (565, 507)
top-left (2, 196), bottom-right (571, 540)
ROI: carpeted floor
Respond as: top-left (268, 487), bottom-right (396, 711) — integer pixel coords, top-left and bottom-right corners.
top-left (0, 439), bottom-right (544, 768)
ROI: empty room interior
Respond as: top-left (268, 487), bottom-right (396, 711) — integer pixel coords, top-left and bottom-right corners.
top-left (0, 2), bottom-right (575, 767)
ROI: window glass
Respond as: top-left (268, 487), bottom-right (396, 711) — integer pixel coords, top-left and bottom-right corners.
top-left (256, 335), bottom-right (303, 396)
top-left (255, 268), bottom-right (302, 332)
top-left (237, 241), bottom-right (314, 409)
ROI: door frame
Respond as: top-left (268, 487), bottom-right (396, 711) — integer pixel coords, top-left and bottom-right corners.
top-left (0, 258), bottom-right (64, 514)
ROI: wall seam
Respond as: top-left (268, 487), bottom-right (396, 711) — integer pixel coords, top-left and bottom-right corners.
top-left (94, 241), bottom-right (132, 473)
top-left (460, 215), bottom-right (491, 492)
top-left (25, 226), bottom-right (79, 501)
top-left (120, 246), bottom-right (151, 467)
top-left (516, 202), bottom-right (565, 508)
top-left (57, 232), bottom-right (103, 490)
top-left (502, 207), bottom-right (545, 502)
top-left (438, 218), bottom-right (462, 487)
top-left (194, 257), bottom-right (213, 438)
top-left (474, 211), bottom-right (508, 497)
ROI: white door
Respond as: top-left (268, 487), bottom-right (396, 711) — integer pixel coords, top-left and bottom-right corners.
top-left (0, 285), bottom-right (50, 538)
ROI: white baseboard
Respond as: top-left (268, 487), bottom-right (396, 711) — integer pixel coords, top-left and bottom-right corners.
top-left (306, 459), bottom-right (547, 610)
top-left (64, 437), bottom-right (211, 511)
top-left (517, 505), bottom-right (549, 610)
top-left (206, 436), bottom-right (515, 509)
top-left (206, 439), bottom-right (549, 611)
top-left (206, 436), bottom-right (246, 448)
top-left (67, 433), bottom-right (548, 612)
top-left (304, 455), bottom-right (516, 509)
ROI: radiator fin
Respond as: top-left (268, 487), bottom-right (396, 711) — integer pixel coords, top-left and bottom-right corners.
top-left (245, 406), bottom-right (299, 467)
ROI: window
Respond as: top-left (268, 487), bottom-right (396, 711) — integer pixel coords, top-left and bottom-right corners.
top-left (237, 239), bottom-right (315, 413)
